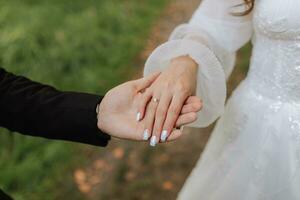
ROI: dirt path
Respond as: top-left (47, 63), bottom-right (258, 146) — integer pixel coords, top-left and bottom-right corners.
top-left (138, 0), bottom-right (201, 66)
top-left (72, 0), bottom-right (248, 199)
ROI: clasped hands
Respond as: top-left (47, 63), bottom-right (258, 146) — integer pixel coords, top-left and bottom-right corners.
top-left (98, 56), bottom-right (201, 146)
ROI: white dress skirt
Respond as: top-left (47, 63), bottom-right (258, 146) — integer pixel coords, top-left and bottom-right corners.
top-left (144, 0), bottom-right (300, 199)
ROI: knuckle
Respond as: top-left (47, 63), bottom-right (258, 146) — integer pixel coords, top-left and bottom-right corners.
top-left (190, 113), bottom-right (198, 121)
top-left (177, 80), bottom-right (187, 89)
top-left (198, 102), bottom-right (203, 110)
top-left (181, 90), bottom-right (190, 97)
top-left (193, 102), bottom-right (202, 110)
top-left (177, 95), bottom-right (188, 103)
top-left (176, 82), bottom-right (191, 95)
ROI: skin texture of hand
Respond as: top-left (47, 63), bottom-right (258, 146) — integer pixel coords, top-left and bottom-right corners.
top-left (97, 72), bottom-right (202, 142)
top-left (138, 55), bottom-right (200, 146)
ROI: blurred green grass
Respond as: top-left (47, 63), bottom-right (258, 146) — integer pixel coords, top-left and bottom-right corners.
top-left (0, 0), bottom-right (169, 199)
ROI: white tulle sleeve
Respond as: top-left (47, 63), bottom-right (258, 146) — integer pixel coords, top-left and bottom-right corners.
top-left (144, 0), bottom-right (253, 127)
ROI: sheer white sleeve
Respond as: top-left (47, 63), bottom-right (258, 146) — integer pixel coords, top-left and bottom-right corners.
top-left (143, 0), bottom-right (253, 127)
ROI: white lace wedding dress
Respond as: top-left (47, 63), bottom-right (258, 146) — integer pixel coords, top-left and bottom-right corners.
top-left (144, 0), bottom-right (300, 199)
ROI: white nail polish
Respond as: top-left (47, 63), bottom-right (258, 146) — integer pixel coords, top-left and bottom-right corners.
top-left (160, 130), bottom-right (168, 142)
top-left (136, 112), bottom-right (141, 122)
top-left (150, 136), bottom-right (157, 147)
top-left (143, 129), bottom-right (150, 140)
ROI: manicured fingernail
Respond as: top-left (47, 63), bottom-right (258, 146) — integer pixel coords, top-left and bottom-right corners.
top-left (136, 112), bottom-right (141, 122)
top-left (150, 136), bottom-right (157, 147)
top-left (160, 130), bottom-right (168, 142)
top-left (143, 129), bottom-right (150, 140)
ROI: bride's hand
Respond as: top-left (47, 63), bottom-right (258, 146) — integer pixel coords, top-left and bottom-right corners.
top-left (98, 72), bottom-right (200, 142)
top-left (137, 56), bottom-right (200, 146)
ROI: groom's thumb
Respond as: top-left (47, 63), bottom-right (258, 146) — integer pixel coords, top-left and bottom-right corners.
top-left (135, 72), bottom-right (160, 91)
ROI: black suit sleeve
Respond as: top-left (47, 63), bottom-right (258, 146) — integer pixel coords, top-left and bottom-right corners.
top-left (0, 188), bottom-right (13, 200)
top-left (0, 67), bottom-right (110, 147)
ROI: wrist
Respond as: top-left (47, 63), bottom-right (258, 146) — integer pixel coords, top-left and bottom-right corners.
top-left (96, 101), bottom-right (106, 133)
top-left (170, 55), bottom-right (198, 71)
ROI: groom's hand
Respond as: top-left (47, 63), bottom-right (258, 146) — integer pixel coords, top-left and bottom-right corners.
top-left (97, 72), bottom-right (160, 141)
top-left (97, 73), bottom-right (202, 142)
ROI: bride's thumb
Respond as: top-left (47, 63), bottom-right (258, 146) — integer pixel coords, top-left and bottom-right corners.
top-left (134, 72), bottom-right (160, 91)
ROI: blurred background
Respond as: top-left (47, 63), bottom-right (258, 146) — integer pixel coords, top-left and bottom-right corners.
top-left (0, 0), bottom-right (251, 199)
